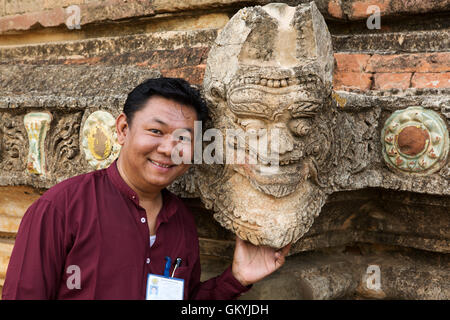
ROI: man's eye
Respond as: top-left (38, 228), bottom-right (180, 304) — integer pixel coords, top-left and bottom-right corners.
top-left (148, 129), bottom-right (162, 135)
top-left (178, 136), bottom-right (191, 142)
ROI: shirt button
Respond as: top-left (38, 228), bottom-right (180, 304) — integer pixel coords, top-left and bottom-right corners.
top-left (132, 196), bottom-right (136, 199)
top-left (141, 217), bottom-right (146, 223)
top-left (146, 258), bottom-right (151, 264)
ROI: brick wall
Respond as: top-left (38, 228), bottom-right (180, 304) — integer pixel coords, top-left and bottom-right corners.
top-left (334, 52), bottom-right (450, 91)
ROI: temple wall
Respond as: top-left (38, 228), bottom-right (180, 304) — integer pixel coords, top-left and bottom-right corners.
top-left (0, 0), bottom-right (449, 299)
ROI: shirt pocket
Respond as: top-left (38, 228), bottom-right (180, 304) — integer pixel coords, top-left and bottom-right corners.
top-left (172, 266), bottom-right (190, 281)
top-left (171, 266), bottom-right (190, 299)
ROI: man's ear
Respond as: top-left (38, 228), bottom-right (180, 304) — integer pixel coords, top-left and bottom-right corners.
top-left (116, 113), bottom-right (129, 145)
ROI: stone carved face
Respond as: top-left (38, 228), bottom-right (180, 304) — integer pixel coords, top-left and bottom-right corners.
top-left (226, 70), bottom-right (329, 198)
top-left (198, 2), bottom-right (336, 248)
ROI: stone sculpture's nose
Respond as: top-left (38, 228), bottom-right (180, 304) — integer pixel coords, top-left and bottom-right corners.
top-left (270, 125), bottom-right (294, 155)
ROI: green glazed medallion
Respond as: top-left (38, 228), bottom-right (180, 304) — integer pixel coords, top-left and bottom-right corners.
top-left (381, 107), bottom-right (449, 174)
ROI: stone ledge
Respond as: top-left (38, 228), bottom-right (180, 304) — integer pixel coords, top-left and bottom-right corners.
top-left (1, 0), bottom-right (450, 34)
top-left (0, 0), bottom-right (155, 33)
top-left (201, 246), bottom-right (449, 299)
top-left (333, 30), bottom-right (450, 53)
top-left (0, 65), bottom-right (161, 101)
top-left (0, 29), bottom-right (218, 62)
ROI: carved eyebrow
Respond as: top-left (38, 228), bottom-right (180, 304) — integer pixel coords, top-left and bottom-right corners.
top-left (288, 102), bottom-right (321, 117)
top-left (231, 110), bottom-right (271, 120)
top-left (228, 101), bottom-right (273, 119)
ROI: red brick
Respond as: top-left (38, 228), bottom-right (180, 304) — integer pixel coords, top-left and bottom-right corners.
top-left (350, 0), bottom-right (390, 19)
top-left (334, 53), bottom-right (371, 72)
top-left (366, 53), bottom-right (450, 73)
top-left (0, 0), bottom-right (155, 33)
top-left (328, 0), bottom-right (344, 19)
top-left (349, 0), bottom-right (450, 20)
top-left (333, 71), bottom-right (372, 91)
top-left (411, 73), bottom-right (450, 89)
top-left (0, 8), bottom-right (65, 32)
top-left (161, 65), bottom-right (206, 86)
top-left (373, 73), bottom-right (412, 90)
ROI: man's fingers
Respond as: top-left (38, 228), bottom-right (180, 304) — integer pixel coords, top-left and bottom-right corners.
top-left (274, 243), bottom-right (291, 265)
top-left (281, 243), bottom-right (291, 256)
top-left (275, 243), bottom-right (291, 257)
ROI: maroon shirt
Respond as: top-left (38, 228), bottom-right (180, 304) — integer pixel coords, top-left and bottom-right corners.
top-left (2, 161), bottom-right (250, 300)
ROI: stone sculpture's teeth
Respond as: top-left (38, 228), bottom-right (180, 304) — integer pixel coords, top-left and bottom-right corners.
top-left (234, 76), bottom-right (300, 88)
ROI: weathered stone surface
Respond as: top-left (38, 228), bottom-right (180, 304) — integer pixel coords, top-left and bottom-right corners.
top-left (182, 187), bottom-right (449, 257)
top-left (333, 30), bottom-right (450, 53)
top-left (0, 65), bottom-right (160, 99)
top-left (200, 244), bottom-right (449, 299)
top-left (0, 186), bottom-right (42, 235)
top-left (190, 2), bottom-right (449, 251)
top-left (2, 0), bottom-right (450, 34)
top-left (0, 30), bottom-right (217, 63)
top-left (1, 0), bottom-right (155, 32)
top-left (199, 2), bottom-right (335, 248)
top-left (0, 239), bottom-right (14, 288)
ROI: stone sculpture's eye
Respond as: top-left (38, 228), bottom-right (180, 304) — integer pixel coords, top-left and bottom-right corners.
top-left (288, 118), bottom-right (311, 136)
top-left (236, 118), bottom-right (266, 136)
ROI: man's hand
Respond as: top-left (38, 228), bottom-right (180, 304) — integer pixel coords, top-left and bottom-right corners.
top-left (231, 237), bottom-right (291, 287)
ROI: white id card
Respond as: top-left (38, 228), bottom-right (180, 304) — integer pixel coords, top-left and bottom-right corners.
top-left (146, 273), bottom-right (184, 300)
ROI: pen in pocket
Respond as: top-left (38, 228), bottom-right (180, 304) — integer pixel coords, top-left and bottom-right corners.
top-left (171, 258), bottom-right (182, 277)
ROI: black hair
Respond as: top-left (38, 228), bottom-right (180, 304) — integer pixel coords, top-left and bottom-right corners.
top-left (123, 77), bottom-right (209, 126)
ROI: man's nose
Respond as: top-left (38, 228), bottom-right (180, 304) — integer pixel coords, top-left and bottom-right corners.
top-left (156, 134), bottom-right (177, 157)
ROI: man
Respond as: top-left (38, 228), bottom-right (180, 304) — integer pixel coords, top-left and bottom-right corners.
top-left (2, 77), bottom-right (290, 300)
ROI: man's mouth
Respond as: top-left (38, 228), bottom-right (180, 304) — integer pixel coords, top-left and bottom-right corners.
top-left (149, 159), bottom-right (176, 169)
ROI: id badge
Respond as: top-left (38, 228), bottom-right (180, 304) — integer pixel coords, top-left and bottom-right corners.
top-left (146, 273), bottom-right (184, 300)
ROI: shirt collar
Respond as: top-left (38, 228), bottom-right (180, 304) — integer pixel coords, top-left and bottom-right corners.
top-left (106, 160), bottom-right (179, 223)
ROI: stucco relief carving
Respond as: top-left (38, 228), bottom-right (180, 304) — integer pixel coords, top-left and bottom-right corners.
top-left (24, 112), bottom-right (52, 176)
top-left (47, 112), bottom-right (83, 178)
top-left (0, 113), bottom-right (27, 173)
top-left (381, 106), bottom-right (449, 174)
top-left (198, 2), bottom-right (336, 248)
top-left (81, 110), bottom-right (121, 170)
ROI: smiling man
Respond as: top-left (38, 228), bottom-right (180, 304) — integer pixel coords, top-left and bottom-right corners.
top-left (2, 77), bottom-right (290, 300)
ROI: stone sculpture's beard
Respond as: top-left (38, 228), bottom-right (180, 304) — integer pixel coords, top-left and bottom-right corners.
top-left (251, 182), bottom-right (298, 198)
top-left (212, 168), bottom-right (327, 248)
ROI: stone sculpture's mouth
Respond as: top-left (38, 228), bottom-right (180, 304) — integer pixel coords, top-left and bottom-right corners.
top-left (233, 159), bottom-right (308, 197)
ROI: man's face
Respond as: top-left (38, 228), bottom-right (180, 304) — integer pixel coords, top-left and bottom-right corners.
top-left (118, 95), bottom-right (197, 191)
